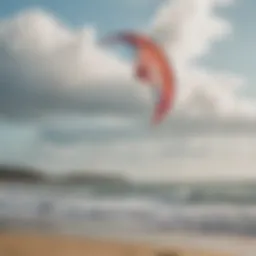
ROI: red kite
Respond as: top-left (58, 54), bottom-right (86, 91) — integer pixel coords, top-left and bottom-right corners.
top-left (101, 31), bottom-right (176, 125)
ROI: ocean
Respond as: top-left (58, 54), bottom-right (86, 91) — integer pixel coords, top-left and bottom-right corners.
top-left (1, 181), bottom-right (256, 237)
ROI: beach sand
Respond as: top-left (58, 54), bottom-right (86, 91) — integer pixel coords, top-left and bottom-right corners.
top-left (0, 232), bottom-right (234, 256)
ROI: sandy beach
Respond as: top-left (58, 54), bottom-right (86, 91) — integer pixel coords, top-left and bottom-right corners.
top-left (0, 232), bottom-right (237, 256)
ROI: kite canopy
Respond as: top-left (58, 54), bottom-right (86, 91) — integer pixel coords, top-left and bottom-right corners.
top-left (101, 31), bottom-right (176, 125)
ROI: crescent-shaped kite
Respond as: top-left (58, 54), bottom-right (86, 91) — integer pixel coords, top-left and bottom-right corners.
top-left (100, 31), bottom-right (176, 125)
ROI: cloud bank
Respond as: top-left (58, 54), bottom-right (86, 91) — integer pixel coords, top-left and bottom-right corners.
top-left (0, 1), bottom-right (255, 123)
top-left (0, 0), bottom-right (255, 180)
top-left (0, 8), bottom-right (150, 121)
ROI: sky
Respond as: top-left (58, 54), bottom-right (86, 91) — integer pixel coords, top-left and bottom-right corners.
top-left (0, 0), bottom-right (256, 181)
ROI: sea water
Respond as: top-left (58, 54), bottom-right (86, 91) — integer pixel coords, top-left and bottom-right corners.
top-left (1, 181), bottom-right (256, 237)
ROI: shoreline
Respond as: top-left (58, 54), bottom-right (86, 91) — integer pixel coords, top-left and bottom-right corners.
top-left (1, 231), bottom-right (256, 256)
top-left (0, 231), bottom-right (234, 256)
top-left (1, 219), bottom-right (256, 255)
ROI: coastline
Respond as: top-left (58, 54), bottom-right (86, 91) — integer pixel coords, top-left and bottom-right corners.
top-left (0, 231), bottom-right (234, 256)
top-left (1, 231), bottom-right (256, 256)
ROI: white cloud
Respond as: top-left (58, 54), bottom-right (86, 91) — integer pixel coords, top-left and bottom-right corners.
top-left (0, 8), bottom-right (151, 121)
top-left (28, 134), bottom-right (256, 181)
top-left (151, 0), bottom-right (256, 119)
top-left (151, 0), bottom-right (233, 63)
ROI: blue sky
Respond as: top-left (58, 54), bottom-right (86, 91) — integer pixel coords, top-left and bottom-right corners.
top-left (0, 0), bottom-right (256, 181)
top-left (203, 0), bottom-right (256, 97)
top-left (0, 0), bottom-right (158, 32)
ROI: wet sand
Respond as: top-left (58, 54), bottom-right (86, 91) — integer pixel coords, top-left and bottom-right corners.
top-left (0, 232), bottom-right (234, 256)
